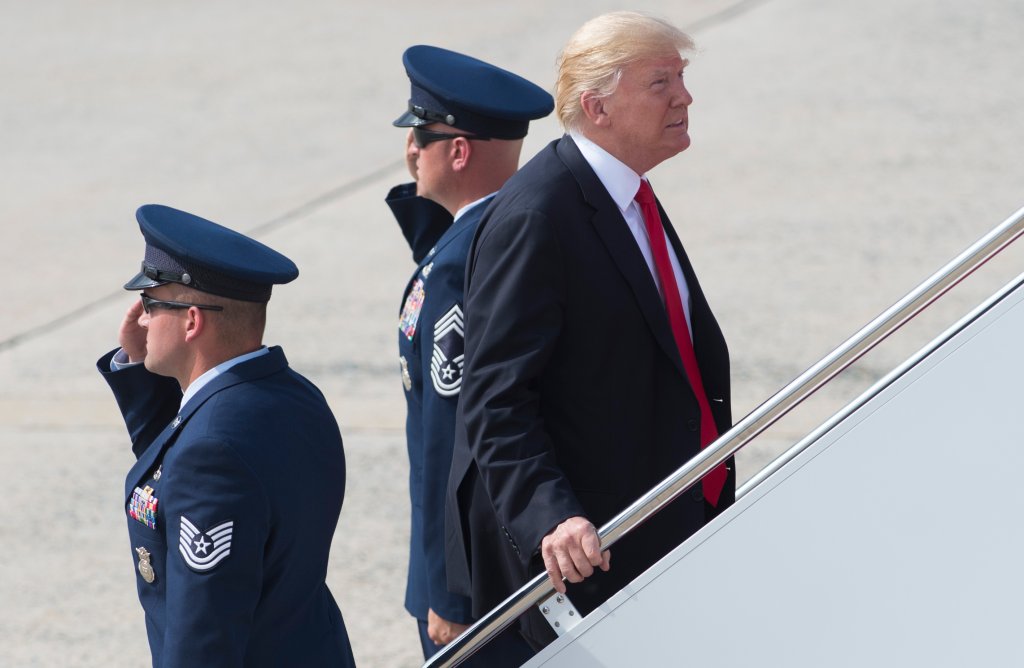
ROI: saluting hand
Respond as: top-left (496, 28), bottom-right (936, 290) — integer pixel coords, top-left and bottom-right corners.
top-left (427, 608), bottom-right (469, 646)
top-left (540, 516), bottom-right (611, 594)
top-left (119, 298), bottom-right (148, 363)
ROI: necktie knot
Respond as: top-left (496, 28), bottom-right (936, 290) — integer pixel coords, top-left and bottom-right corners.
top-left (634, 179), bottom-right (656, 207)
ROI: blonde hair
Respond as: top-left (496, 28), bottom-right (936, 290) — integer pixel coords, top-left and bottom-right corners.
top-left (555, 11), bottom-right (694, 132)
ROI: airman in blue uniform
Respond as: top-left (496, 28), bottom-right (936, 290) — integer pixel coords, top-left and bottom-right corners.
top-left (98, 205), bottom-right (355, 667)
top-left (388, 45), bottom-right (553, 663)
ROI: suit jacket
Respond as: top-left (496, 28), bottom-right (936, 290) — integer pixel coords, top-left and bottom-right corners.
top-left (99, 347), bottom-right (355, 668)
top-left (394, 189), bottom-right (482, 624)
top-left (445, 135), bottom-right (735, 646)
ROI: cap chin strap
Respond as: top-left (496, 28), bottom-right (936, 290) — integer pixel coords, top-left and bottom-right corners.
top-left (142, 261), bottom-right (192, 286)
top-left (408, 103), bottom-right (456, 126)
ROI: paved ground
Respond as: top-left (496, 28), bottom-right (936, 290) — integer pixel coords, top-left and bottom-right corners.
top-left (1, 0), bottom-right (1022, 665)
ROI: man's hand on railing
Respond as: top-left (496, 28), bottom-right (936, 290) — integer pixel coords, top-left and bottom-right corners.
top-left (427, 608), bottom-right (470, 647)
top-left (540, 516), bottom-right (611, 593)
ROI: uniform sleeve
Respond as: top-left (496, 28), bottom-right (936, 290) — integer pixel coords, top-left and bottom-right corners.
top-left (160, 436), bottom-right (270, 666)
top-left (417, 268), bottom-right (473, 623)
top-left (460, 209), bottom-right (587, 563)
top-left (97, 348), bottom-right (182, 460)
top-left (386, 182), bottom-right (454, 264)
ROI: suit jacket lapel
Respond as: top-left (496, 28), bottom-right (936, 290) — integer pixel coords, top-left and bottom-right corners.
top-left (123, 347), bottom-right (289, 503)
top-left (556, 136), bottom-right (687, 379)
top-left (663, 209), bottom-right (710, 345)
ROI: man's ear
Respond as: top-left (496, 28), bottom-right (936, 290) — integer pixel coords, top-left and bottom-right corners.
top-left (450, 136), bottom-right (473, 172)
top-left (183, 307), bottom-right (205, 343)
top-left (580, 90), bottom-right (610, 127)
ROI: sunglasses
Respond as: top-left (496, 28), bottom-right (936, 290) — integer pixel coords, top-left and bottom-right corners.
top-left (412, 126), bottom-right (491, 149)
top-left (140, 293), bottom-right (224, 314)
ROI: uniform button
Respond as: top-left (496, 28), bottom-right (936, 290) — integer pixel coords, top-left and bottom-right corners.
top-left (691, 487), bottom-right (704, 502)
top-left (687, 419), bottom-right (698, 431)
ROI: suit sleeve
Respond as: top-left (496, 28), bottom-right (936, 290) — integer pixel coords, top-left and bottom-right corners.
top-left (461, 208), bottom-right (587, 562)
top-left (418, 266), bottom-right (474, 623)
top-left (97, 348), bottom-right (182, 460)
top-left (160, 431), bottom-right (270, 666)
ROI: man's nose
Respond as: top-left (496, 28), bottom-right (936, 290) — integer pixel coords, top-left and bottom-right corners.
top-left (673, 78), bottom-right (693, 106)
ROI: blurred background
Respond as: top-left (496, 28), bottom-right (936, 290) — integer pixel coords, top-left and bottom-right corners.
top-left (1, 0), bottom-right (1021, 664)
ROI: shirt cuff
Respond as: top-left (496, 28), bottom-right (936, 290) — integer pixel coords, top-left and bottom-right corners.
top-left (110, 348), bottom-right (143, 371)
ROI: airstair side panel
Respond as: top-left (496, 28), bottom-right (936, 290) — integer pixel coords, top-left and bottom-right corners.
top-left (526, 277), bottom-right (1024, 667)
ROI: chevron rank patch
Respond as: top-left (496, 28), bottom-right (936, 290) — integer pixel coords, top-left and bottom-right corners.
top-left (431, 304), bottom-right (465, 397)
top-left (179, 516), bottom-right (233, 572)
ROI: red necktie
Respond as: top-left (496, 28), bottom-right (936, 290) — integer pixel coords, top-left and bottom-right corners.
top-left (635, 179), bottom-right (726, 507)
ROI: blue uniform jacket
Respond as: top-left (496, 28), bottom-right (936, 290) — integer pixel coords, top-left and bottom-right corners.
top-left (393, 187), bottom-right (484, 625)
top-left (387, 182), bottom-right (453, 264)
top-left (98, 346), bottom-right (356, 668)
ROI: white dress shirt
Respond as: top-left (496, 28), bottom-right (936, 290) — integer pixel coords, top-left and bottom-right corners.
top-left (179, 346), bottom-right (269, 410)
top-left (570, 132), bottom-right (693, 330)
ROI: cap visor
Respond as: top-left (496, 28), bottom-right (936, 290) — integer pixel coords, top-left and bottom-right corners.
top-left (123, 271), bottom-right (167, 291)
top-left (392, 110), bottom-right (429, 128)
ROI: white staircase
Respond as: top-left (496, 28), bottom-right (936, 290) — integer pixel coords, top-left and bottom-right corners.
top-left (525, 271), bottom-right (1024, 667)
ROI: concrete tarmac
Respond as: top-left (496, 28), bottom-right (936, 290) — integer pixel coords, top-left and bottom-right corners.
top-left (1, 0), bottom-right (1022, 665)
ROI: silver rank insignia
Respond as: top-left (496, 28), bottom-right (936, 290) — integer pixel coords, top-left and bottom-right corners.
top-left (179, 516), bottom-right (233, 572)
top-left (136, 546), bottom-right (155, 583)
top-left (430, 304), bottom-right (465, 397)
top-left (399, 355), bottom-right (412, 391)
top-left (421, 262), bottom-right (434, 278)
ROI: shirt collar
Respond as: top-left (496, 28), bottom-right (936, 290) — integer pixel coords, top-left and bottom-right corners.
top-left (180, 346), bottom-right (270, 410)
top-left (570, 131), bottom-right (644, 214)
top-left (454, 192), bottom-right (497, 223)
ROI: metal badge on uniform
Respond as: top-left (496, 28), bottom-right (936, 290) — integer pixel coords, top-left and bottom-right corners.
top-left (129, 486), bottom-right (159, 530)
top-left (421, 261), bottom-right (434, 278)
top-left (179, 516), bottom-right (233, 572)
top-left (430, 304), bottom-right (465, 396)
top-left (399, 278), bottom-right (425, 341)
top-left (399, 355), bottom-right (412, 391)
top-left (136, 547), bottom-right (155, 583)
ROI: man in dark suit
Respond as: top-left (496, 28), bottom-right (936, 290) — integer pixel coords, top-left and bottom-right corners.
top-left (446, 11), bottom-right (736, 653)
top-left (389, 46), bottom-right (553, 661)
top-left (98, 205), bottom-right (355, 667)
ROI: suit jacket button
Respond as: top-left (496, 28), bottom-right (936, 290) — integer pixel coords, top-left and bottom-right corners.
top-left (691, 486), bottom-right (704, 502)
top-left (687, 419), bottom-right (698, 431)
